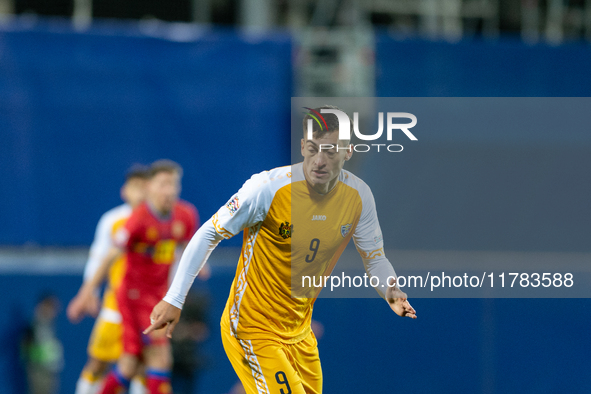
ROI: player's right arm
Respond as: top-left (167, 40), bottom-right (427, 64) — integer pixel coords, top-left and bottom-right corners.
top-left (67, 246), bottom-right (122, 323)
top-left (83, 210), bottom-right (115, 282)
top-left (144, 171), bottom-right (274, 337)
top-left (142, 220), bottom-right (222, 337)
top-left (67, 210), bottom-right (117, 323)
top-left (67, 207), bottom-right (139, 323)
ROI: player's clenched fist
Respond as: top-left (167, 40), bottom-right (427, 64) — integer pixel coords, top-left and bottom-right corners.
top-left (143, 300), bottom-right (182, 338)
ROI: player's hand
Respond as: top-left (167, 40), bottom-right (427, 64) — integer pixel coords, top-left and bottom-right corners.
top-left (385, 279), bottom-right (417, 319)
top-left (143, 300), bottom-right (181, 339)
top-left (197, 263), bottom-right (211, 281)
top-left (67, 287), bottom-right (99, 323)
top-left (67, 294), bottom-right (86, 323)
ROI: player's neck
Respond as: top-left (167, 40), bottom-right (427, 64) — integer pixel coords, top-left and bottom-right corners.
top-left (307, 176), bottom-right (338, 195)
top-left (147, 200), bottom-right (172, 220)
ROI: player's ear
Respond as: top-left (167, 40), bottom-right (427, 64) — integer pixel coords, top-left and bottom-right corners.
top-left (300, 138), bottom-right (305, 157)
top-left (345, 144), bottom-right (353, 161)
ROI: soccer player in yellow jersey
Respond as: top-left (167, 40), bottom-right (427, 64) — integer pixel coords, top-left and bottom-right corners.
top-left (146, 106), bottom-right (417, 394)
top-left (67, 165), bottom-right (149, 394)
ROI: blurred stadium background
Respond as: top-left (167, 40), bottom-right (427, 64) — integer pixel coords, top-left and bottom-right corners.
top-left (1, 0), bottom-right (591, 393)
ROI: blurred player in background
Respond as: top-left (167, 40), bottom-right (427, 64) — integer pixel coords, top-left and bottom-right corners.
top-left (21, 293), bottom-right (63, 394)
top-left (80, 160), bottom-right (199, 394)
top-left (67, 165), bottom-right (149, 394)
top-left (146, 107), bottom-right (416, 394)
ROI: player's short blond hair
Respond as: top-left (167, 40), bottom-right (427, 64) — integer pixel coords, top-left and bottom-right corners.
top-left (125, 164), bottom-right (150, 182)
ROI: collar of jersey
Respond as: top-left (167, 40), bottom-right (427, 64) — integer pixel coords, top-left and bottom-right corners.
top-left (146, 201), bottom-right (172, 222)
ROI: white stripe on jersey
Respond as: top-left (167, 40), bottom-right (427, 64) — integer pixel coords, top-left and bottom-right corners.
top-left (229, 222), bottom-right (262, 337)
top-left (239, 338), bottom-right (270, 394)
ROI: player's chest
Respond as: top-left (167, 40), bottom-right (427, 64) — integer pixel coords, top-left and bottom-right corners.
top-left (140, 217), bottom-right (187, 244)
top-left (262, 194), bottom-right (360, 251)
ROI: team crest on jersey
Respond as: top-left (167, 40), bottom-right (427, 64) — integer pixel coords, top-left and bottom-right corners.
top-left (341, 223), bottom-right (352, 237)
top-left (225, 196), bottom-right (240, 216)
top-left (278, 221), bottom-right (293, 239)
top-left (172, 220), bottom-right (186, 238)
top-left (146, 226), bottom-right (159, 241)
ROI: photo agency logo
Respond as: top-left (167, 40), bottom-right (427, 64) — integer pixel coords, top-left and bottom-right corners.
top-left (304, 107), bottom-right (417, 152)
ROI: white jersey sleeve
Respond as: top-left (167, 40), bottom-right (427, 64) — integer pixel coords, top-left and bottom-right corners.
top-left (83, 204), bottom-right (131, 282)
top-left (352, 180), bottom-right (385, 254)
top-left (351, 181), bottom-right (397, 300)
top-left (164, 169), bottom-right (280, 308)
top-left (210, 171), bottom-right (275, 238)
top-left (163, 219), bottom-right (223, 308)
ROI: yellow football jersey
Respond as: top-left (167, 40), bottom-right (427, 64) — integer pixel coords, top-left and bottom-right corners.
top-left (215, 163), bottom-right (385, 344)
top-left (101, 217), bottom-right (127, 311)
top-left (84, 204), bottom-right (131, 361)
top-left (84, 204), bottom-right (130, 317)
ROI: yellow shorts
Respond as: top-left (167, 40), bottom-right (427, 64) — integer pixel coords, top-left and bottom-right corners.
top-left (87, 308), bottom-right (123, 363)
top-left (221, 325), bottom-right (322, 394)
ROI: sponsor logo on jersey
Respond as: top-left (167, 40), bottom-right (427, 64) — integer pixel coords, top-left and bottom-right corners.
top-left (278, 221), bottom-right (293, 239)
top-left (374, 234), bottom-right (383, 244)
top-left (225, 196), bottom-right (240, 216)
top-left (341, 223), bottom-right (352, 237)
top-left (312, 215), bottom-right (326, 221)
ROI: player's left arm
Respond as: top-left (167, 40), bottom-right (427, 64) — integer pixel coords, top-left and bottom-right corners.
top-left (145, 218), bottom-right (223, 337)
top-left (353, 186), bottom-right (417, 319)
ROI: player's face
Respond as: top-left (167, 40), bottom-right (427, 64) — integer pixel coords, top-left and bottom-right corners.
top-left (148, 171), bottom-right (181, 214)
top-left (121, 178), bottom-right (147, 208)
top-left (301, 130), bottom-right (352, 194)
top-left (36, 298), bottom-right (59, 322)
